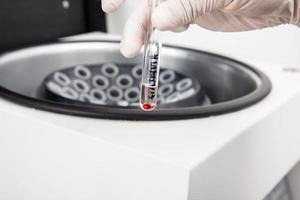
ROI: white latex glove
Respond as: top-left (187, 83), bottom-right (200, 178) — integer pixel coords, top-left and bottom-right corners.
top-left (102, 0), bottom-right (300, 58)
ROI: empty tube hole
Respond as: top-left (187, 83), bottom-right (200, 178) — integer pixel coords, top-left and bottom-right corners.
top-left (128, 91), bottom-right (137, 98)
top-left (74, 65), bottom-right (91, 80)
top-left (90, 89), bottom-right (107, 102)
top-left (72, 79), bottom-right (90, 93)
top-left (132, 65), bottom-right (143, 79)
top-left (107, 87), bottom-right (123, 102)
top-left (102, 63), bottom-right (119, 78)
top-left (159, 70), bottom-right (175, 84)
top-left (79, 70), bottom-right (86, 77)
top-left (111, 90), bottom-right (119, 97)
top-left (176, 78), bottom-right (193, 92)
top-left (61, 87), bottom-right (79, 100)
top-left (53, 72), bottom-right (71, 86)
top-left (79, 93), bottom-right (92, 103)
top-left (47, 81), bottom-right (63, 94)
top-left (124, 87), bottom-right (139, 102)
top-left (106, 68), bottom-right (114, 74)
top-left (116, 74), bottom-right (133, 89)
top-left (97, 79), bottom-right (105, 86)
top-left (179, 88), bottom-right (196, 99)
top-left (121, 79), bottom-right (128, 85)
top-left (92, 75), bottom-right (109, 90)
top-left (165, 92), bottom-right (180, 103)
top-left (158, 84), bottom-right (174, 97)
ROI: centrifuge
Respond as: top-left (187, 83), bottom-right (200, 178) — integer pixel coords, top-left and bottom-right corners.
top-left (0, 32), bottom-right (299, 200)
top-left (1, 1), bottom-right (300, 200)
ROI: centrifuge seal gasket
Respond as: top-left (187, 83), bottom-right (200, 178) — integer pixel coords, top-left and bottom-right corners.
top-left (0, 40), bottom-right (272, 121)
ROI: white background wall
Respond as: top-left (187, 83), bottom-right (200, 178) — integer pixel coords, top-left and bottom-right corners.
top-left (106, 0), bottom-right (300, 67)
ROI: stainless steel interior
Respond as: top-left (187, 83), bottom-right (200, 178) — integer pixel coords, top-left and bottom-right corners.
top-left (0, 41), bottom-right (271, 120)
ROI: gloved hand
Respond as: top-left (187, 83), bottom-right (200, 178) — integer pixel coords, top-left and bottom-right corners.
top-left (102, 0), bottom-right (300, 58)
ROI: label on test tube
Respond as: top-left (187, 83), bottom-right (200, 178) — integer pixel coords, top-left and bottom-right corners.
top-left (140, 41), bottom-right (161, 111)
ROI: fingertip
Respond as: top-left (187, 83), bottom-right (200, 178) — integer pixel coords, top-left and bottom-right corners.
top-left (120, 39), bottom-right (142, 58)
top-left (101, 3), bottom-right (115, 13)
top-left (101, 0), bottom-right (124, 13)
top-left (170, 24), bottom-right (190, 32)
top-left (119, 0), bottom-right (148, 58)
top-left (120, 46), bottom-right (139, 58)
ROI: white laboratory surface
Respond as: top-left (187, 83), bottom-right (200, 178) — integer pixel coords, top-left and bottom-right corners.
top-left (0, 29), bottom-right (300, 200)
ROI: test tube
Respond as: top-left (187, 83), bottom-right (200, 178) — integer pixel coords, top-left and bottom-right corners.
top-left (139, 0), bottom-right (162, 111)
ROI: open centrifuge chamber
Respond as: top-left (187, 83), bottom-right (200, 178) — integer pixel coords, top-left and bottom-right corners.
top-left (0, 40), bottom-right (271, 120)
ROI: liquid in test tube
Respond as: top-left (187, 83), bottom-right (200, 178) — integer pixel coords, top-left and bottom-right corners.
top-left (139, 0), bottom-right (162, 111)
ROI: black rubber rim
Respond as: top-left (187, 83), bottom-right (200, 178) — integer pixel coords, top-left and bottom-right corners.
top-left (0, 40), bottom-right (272, 121)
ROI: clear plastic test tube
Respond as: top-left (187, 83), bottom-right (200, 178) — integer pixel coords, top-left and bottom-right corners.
top-left (139, 0), bottom-right (162, 111)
